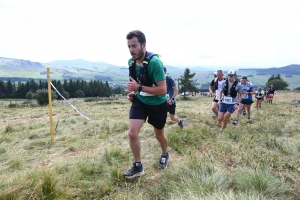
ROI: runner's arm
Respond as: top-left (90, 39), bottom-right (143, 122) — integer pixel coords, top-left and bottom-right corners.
top-left (209, 80), bottom-right (214, 94)
top-left (237, 93), bottom-right (242, 104)
top-left (218, 90), bottom-right (223, 104)
top-left (249, 87), bottom-right (256, 95)
top-left (128, 76), bottom-right (166, 95)
top-left (140, 79), bottom-right (167, 95)
top-left (172, 85), bottom-right (178, 98)
top-left (209, 86), bottom-right (213, 94)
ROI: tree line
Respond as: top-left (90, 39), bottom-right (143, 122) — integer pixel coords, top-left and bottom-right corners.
top-left (0, 70), bottom-right (290, 101)
top-left (0, 79), bottom-right (123, 99)
top-left (0, 68), bottom-right (198, 100)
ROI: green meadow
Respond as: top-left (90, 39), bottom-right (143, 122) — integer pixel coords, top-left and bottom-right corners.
top-left (0, 92), bottom-right (299, 199)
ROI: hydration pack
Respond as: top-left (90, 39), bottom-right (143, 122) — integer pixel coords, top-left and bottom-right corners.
top-left (256, 91), bottom-right (264, 97)
top-left (223, 79), bottom-right (239, 98)
top-left (246, 82), bottom-right (251, 92)
top-left (214, 78), bottom-right (226, 90)
top-left (128, 51), bottom-right (158, 87)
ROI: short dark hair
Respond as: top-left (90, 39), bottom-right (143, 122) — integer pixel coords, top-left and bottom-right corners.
top-left (242, 76), bottom-right (247, 80)
top-left (163, 67), bottom-right (167, 72)
top-left (217, 70), bottom-right (223, 74)
top-left (126, 30), bottom-right (146, 44)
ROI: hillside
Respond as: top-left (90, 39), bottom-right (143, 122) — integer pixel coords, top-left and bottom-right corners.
top-left (0, 57), bottom-right (299, 89)
top-left (0, 57), bottom-right (127, 82)
top-left (239, 64), bottom-right (300, 75)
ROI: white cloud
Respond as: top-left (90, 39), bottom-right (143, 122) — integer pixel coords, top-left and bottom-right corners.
top-left (0, 0), bottom-right (299, 68)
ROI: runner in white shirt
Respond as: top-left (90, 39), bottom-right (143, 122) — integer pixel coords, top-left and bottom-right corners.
top-left (209, 70), bottom-right (226, 118)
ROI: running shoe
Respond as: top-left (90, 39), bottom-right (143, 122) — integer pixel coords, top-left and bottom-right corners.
top-left (232, 120), bottom-right (238, 125)
top-left (242, 110), bottom-right (246, 116)
top-left (178, 119), bottom-right (184, 129)
top-left (212, 113), bottom-right (217, 118)
top-left (158, 153), bottom-right (169, 169)
top-left (124, 163), bottom-right (145, 179)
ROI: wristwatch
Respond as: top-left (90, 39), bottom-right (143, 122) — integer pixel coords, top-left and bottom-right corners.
top-left (138, 84), bottom-right (143, 92)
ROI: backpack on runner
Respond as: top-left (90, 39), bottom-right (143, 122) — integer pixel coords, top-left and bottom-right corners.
top-left (128, 51), bottom-right (158, 86)
top-left (223, 79), bottom-right (239, 98)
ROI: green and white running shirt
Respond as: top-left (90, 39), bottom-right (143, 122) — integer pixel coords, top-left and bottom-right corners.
top-left (128, 55), bottom-right (166, 106)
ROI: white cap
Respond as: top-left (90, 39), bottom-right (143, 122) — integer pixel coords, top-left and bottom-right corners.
top-left (227, 70), bottom-right (236, 76)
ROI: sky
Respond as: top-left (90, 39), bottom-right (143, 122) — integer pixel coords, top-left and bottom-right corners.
top-left (0, 0), bottom-right (300, 69)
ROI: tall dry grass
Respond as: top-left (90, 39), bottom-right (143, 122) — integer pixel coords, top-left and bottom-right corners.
top-left (0, 91), bottom-right (299, 199)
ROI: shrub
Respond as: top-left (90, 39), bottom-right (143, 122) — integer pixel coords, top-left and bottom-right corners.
top-left (35, 89), bottom-right (57, 106)
top-left (75, 90), bottom-right (85, 98)
top-left (26, 91), bottom-right (33, 100)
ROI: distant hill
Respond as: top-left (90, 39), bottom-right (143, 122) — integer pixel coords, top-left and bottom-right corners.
top-left (48, 59), bottom-right (117, 68)
top-left (239, 64), bottom-right (300, 75)
top-left (188, 66), bottom-right (212, 71)
top-left (0, 57), bottom-right (181, 83)
top-left (0, 57), bottom-right (299, 89)
top-left (0, 57), bottom-right (127, 82)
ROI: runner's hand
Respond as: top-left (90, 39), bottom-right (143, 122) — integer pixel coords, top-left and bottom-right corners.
top-left (127, 77), bottom-right (139, 91)
top-left (127, 92), bottom-right (135, 102)
top-left (234, 104), bottom-right (239, 110)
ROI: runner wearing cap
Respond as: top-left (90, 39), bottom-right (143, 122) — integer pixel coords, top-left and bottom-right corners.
top-left (217, 70), bottom-right (242, 133)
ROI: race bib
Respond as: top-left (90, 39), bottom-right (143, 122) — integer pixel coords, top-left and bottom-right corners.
top-left (223, 96), bottom-right (232, 103)
top-left (242, 93), bottom-right (248, 98)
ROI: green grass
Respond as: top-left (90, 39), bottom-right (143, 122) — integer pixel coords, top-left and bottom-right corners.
top-left (0, 92), bottom-right (299, 199)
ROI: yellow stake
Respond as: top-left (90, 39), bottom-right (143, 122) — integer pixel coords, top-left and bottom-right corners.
top-left (47, 68), bottom-right (55, 142)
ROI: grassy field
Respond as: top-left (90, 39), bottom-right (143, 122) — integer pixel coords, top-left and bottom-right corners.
top-left (0, 92), bottom-right (300, 199)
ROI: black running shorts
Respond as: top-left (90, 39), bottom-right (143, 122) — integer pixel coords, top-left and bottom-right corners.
top-left (129, 97), bottom-right (168, 130)
top-left (241, 99), bottom-right (254, 105)
top-left (167, 102), bottom-right (176, 115)
top-left (212, 98), bottom-right (219, 103)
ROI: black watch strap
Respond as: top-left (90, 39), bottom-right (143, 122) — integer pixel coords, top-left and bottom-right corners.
top-left (138, 84), bottom-right (143, 92)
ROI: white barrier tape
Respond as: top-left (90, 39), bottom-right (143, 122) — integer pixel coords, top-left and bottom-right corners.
top-left (50, 82), bottom-right (90, 120)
